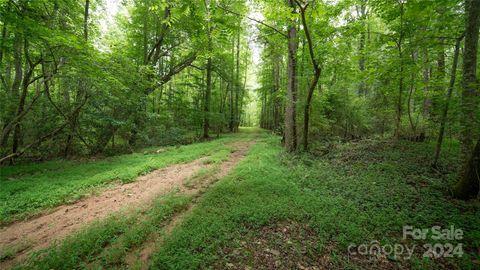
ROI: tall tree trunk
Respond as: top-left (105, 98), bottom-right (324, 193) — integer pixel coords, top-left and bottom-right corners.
top-left (12, 39), bottom-right (37, 162)
top-left (394, 2), bottom-right (404, 139)
top-left (433, 35), bottom-right (463, 168)
top-left (454, 0), bottom-right (480, 199)
top-left (203, 57), bottom-right (212, 139)
top-left (454, 137), bottom-right (480, 199)
top-left (83, 0), bottom-right (90, 41)
top-left (302, 70), bottom-right (321, 151)
top-left (296, 2), bottom-right (321, 151)
top-left (0, 23), bottom-right (6, 66)
top-left (143, 4), bottom-right (148, 64)
top-left (285, 0), bottom-right (298, 152)
top-left (229, 36), bottom-right (235, 132)
top-left (11, 33), bottom-right (23, 98)
top-left (407, 72), bottom-right (416, 136)
top-left (273, 54), bottom-right (281, 130)
top-left (203, 0), bottom-right (212, 139)
top-left (422, 48), bottom-right (431, 117)
top-left (64, 0), bottom-right (90, 158)
top-left (407, 51), bottom-right (417, 136)
top-left (395, 57), bottom-right (403, 138)
top-left (357, 0), bottom-right (368, 96)
top-left (234, 27), bottom-right (241, 132)
top-left (238, 60), bottom-right (248, 128)
top-left (2, 33), bottom-right (23, 153)
top-left (436, 41), bottom-right (446, 91)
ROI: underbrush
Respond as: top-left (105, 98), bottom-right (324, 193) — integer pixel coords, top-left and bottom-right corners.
top-left (149, 135), bottom-right (479, 270)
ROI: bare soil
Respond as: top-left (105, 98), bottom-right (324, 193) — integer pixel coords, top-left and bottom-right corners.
top-left (124, 140), bottom-right (254, 269)
top-left (0, 140), bottom-right (254, 269)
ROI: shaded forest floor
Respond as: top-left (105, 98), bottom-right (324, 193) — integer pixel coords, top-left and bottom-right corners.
top-left (0, 129), bottom-right (479, 269)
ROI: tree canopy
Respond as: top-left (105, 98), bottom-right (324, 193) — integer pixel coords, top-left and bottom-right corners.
top-left (1, 0), bottom-right (479, 198)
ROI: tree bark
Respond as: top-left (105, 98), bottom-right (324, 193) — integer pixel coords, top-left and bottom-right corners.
top-left (83, 0), bottom-right (89, 41)
top-left (273, 54), bottom-right (281, 130)
top-left (407, 53), bottom-right (416, 136)
top-left (12, 39), bottom-right (37, 161)
top-left (394, 1), bottom-right (404, 139)
top-left (285, 0), bottom-right (298, 152)
top-left (229, 36), bottom-right (235, 131)
top-left (234, 27), bottom-right (241, 132)
top-left (454, 0), bottom-right (480, 199)
top-left (303, 70), bottom-right (321, 151)
top-left (0, 23), bottom-right (6, 66)
top-left (422, 48), bottom-right (431, 117)
top-left (203, 57), bottom-right (212, 139)
top-left (459, 0), bottom-right (480, 162)
top-left (453, 137), bottom-right (480, 199)
top-left (64, 0), bottom-right (90, 158)
top-left (433, 35), bottom-right (463, 168)
top-left (357, 0), bottom-right (368, 96)
top-left (1, 33), bottom-right (23, 150)
top-left (202, 0), bottom-right (213, 139)
top-left (295, 1), bottom-right (321, 151)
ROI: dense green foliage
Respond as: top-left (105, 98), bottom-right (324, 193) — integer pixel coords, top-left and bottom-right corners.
top-left (0, 0), bottom-right (251, 163)
top-left (258, 0), bottom-right (464, 139)
top-left (1, 0), bottom-right (479, 198)
top-left (255, 0), bottom-right (479, 198)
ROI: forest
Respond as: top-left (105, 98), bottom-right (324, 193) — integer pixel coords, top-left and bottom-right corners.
top-left (0, 0), bottom-right (479, 269)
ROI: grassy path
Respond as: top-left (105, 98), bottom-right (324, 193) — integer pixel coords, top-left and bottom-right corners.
top-left (1, 131), bottom-right (256, 269)
top-left (0, 130), bottom-right (259, 224)
top-left (1, 129), bottom-right (479, 269)
top-left (147, 135), bottom-right (479, 270)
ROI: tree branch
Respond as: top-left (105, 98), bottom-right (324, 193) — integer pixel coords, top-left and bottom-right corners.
top-left (295, 0), bottom-right (319, 71)
top-left (146, 7), bottom-right (171, 64)
top-left (0, 123), bottom-right (68, 164)
top-left (217, 5), bottom-right (288, 39)
top-left (145, 53), bottom-right (197, 94)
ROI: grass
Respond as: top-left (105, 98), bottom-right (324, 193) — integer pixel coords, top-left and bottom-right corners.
top-left (203, 148), bottom-right (232, 164)
top-left (148, 135), bottom-right (479, 269)
top-left (13, 193), bottom-right (192, 269)
top-left (183, 166), bottom-right (220, 189)
top-left (3, 128), bottom-right (479, 269)
top-left (0, 130), bottom-right (258, 224)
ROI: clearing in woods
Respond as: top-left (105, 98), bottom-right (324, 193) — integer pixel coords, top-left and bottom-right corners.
top-left (0, 130), bottom-right (257, 269)
top-left (0, 129), bottom-right (479, 269)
